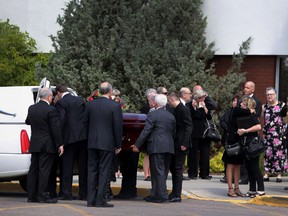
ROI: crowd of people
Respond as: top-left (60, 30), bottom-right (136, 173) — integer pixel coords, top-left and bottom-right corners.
top-left (24, 80), bottom-right (288, 207)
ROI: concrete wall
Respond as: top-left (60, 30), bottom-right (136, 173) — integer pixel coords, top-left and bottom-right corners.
top-left (0, 0), bottom-right (66, 52)
top-left (1, 0), bottom-right (288, 55)
top-left (203, 0), bottom-right (288, 55)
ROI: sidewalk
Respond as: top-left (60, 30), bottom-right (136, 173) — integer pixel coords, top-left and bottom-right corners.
top-left (110, 172), bottom-right (288, 207)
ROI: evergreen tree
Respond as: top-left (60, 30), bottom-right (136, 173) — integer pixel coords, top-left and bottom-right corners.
top-left (39, 0), bottom-right (248, 112)
top-left (0, 20), bottom-right (47, 86)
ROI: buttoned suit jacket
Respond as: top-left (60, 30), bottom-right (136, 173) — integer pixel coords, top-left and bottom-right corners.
top-left (25, 100), bottom-right (62, 153)
top-left (135, 107), bottom-right (175, 155)
top-left (174, 103), bottom-right (193, 149)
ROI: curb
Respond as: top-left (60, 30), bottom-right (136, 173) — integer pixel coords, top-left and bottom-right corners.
top-left (181, 189), bottom-right (288, 208)
top-left (1, 182), bottom-right (287, 208)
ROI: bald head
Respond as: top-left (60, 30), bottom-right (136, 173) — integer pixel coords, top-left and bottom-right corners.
top-left (244, 81), bottom-right (255, 96)
top-left (179, 87), bottom-right (192, 102)
top-left (193, 85), bottom-right (203, 92)
top-left (99, 82), bottom-right (112, 96)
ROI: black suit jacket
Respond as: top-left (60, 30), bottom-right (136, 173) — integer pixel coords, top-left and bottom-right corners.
top-left (25, 100), bottom-right (62, 153)
top-left (252, 95), bottom-right (262, 118)
top-left (174, 103), bottom-right (193, 149)
top-left (84, 97), bottom-right (123, 152)
top-left (135, 107), bottom-right (175, 155)
top-left (56, 94), bottom-right (87, 145)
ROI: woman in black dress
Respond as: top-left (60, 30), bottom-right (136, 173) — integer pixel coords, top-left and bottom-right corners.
top-left (222, 96), bottom-right (253, 197)
top-left (237, 97), bottom-right (263, 198)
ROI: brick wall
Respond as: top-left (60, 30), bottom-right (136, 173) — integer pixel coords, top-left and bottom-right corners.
top-left (213, 55), bottom-right (276, 104)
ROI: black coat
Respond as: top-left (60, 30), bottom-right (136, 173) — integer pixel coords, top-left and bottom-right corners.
top-left (56, 94), bottom-right (87, 145)
top-left (25, 100), bottom-right (62, 153)
top-left (174, 103), bottom-right (193, 149)
top-left (84, 97), bottom-right (123, 152)
top-left (186, 102), bottom-right (212, 139)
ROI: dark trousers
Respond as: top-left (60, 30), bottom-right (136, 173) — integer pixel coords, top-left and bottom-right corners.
top-left (149, 153), bottom-right (172, 200)
top-left (170, 148), bottom-right (186, 197)
top-left (60, 140), bottom-right (87, 199)
top-left (48, 156), bottom-right (59, 198)
top-left (118, 150), bottom-right (139, 196)
top-left (244, 155), bottom-right (265, 192)
top-left (188, 138), bottom-right (211, 178)
top-left (240, 160), bottom-right (249, 181)
top-left (27, 152), bottom-right (55, 200)
top-left (87, 149), bottom-right (114, 205)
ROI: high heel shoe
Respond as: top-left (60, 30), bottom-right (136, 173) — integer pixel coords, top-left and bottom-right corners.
top-left (227, 188), bottom-right (237, 197)
top-left (234, 188), bottom-right (243, 197)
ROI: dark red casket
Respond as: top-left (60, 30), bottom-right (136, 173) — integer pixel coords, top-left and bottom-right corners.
top-left (122, 113), bottom-right (147, 151)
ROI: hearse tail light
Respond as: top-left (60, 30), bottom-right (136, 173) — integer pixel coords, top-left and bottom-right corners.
top-left (20, 130), bottom-right (30, 154)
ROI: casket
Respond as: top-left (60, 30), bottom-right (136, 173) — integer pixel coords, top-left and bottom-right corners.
top-left (122, 113), bottom-right (147, 151)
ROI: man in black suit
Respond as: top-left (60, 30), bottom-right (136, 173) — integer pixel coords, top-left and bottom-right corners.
top-left (132, 94), bottom-right (175, 203)
top-left (55, 83), bottom-right (88, 200)
top-left (25, 88), bottom-right (63, 203)
top-left (238, 81), bottom-right (262, 185)
top-left (84, 82), bottom-right (123, 208)
top-left (167, 92), bottom-right (193, 202)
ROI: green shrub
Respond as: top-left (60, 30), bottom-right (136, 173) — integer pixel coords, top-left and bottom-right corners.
top-left (210, 146), bottom-right (224, 173)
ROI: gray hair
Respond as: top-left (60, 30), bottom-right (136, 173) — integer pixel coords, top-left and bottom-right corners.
top-left (112, 88), bottom-right (121, 96)
top-left (39, 87), bottom-right (52, 99)
top-left (145, 88), bottom-right (157, 97)
top-left (192, 89), bottom-right (207, 100)
top-left (266, 86), bottom-right (276, 94)
top-left (155, 94), bottom-right (167, 107)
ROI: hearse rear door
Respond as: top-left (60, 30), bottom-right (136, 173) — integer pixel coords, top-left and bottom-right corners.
top-left (35, 77), bottom-right (51, 103)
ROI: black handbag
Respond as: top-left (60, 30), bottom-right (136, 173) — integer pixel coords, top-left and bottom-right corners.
top-left (243, 135), bottom-right (265, 159)
top-left (203, 119), bottom-right (221, 141)
top-left (225, 142), bottom-right (242, 156)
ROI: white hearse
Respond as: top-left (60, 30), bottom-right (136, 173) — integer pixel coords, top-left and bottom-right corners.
top-left (0, 78), bottom-right (76, 190)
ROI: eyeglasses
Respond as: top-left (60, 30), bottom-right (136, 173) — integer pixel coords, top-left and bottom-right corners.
top-left (266, 94), bottom-right (275, 96)
top-left (162, 92), bottom-right (168, 95)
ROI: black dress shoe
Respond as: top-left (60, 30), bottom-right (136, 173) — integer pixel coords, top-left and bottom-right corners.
top-left (57, 195), bottom-right (73, 200)
top-left (263, 177), bottom-right (270, 182)
top-left (220, 177), bottom-right (227, 183)
top-left (276, 178), bottom-right (282, 183)
top-left (284, 187), bottom-right (288, 190)
top-left (75, 196), bottom-right (87, 201)
top-left (38, 198), bottom-right (58, 203)
top-left (188, 176), bottom-right (197, 180)
top-left (182, 176), bottom-right (191, 180)
top-left (95, 202), bottom-right (114, 208)
top-left (169, 197), bottom-right (181, 202)
top-left (201, 176), bottom-right (212, 180)
top-left (144, 196), bottom-right (168, 203)
top-left (87, 203), bottom-right (95, 207)
top-left (27, 199), bottom-right (38, 203)
top-left (114, 193), bottom-right (136, 200)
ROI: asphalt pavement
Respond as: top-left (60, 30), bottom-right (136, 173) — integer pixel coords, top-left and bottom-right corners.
top-left (110, 172), bottom-right (288, 207)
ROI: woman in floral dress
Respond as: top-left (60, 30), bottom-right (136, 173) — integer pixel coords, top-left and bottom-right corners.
top-left (262, 87), bottom-right (288, 182)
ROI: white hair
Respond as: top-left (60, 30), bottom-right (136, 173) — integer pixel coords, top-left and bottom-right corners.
top-left (155, 94), bottom-right (167, 107)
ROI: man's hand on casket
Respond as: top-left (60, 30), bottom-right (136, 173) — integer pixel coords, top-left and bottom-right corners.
top-left (131, 145), bottom-right (139, 152)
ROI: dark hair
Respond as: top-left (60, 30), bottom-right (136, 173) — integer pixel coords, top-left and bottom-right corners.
top-left (55, 83), bottom-right (68, 93)
top-left (167, 92), bottom-right (180, 101)
top-left (232, 95), bottom-right (240, 102)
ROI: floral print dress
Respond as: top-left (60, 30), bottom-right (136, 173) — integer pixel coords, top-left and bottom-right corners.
top-left (263, 102), bottom-right (288, 174)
